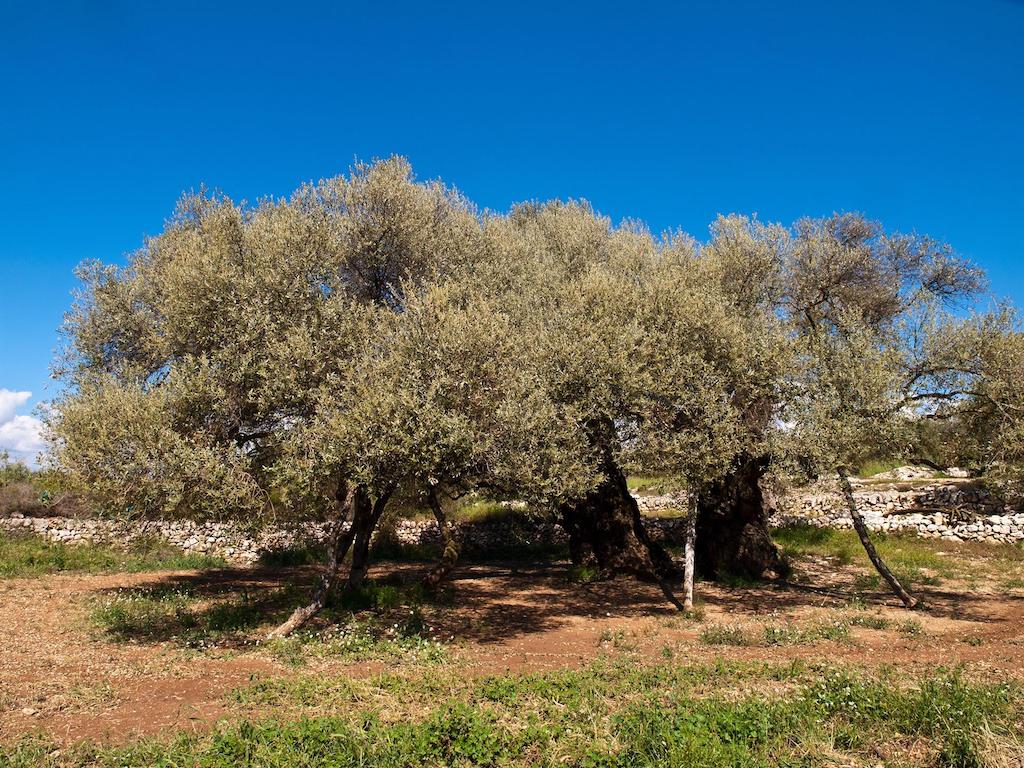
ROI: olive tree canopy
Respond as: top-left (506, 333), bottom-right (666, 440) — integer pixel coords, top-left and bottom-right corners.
top-left (688, 212), bottom-right (988, 580)
top-left (49, 158), bottom-right (1017, 630)
top-left (52, 158), bottom-right (479, 521)
top-left (459, 202), bottom-right (791, 587)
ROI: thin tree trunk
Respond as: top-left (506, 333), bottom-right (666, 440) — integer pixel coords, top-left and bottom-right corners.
top-left (268, 482), bottom-right (363, 638)
top-left (838, 469), bottom-right (919, 609)
top-left (657, 578), bottom-right (685, 611)
top-left (345, 487), bottom-right (394, 592)
top-left (683, 494), bottom-right (697, 612)
top-left (422, 488), bottom-right (462, 591)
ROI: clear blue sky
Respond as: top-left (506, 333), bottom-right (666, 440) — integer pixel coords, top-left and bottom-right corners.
top-left (1, 0), bottom-right (1022, 453)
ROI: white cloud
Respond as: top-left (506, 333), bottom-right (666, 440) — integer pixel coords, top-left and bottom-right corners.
top-left (0, 389), bottom-right (45, 467)
top-left (0, 389), bottom-right (31, 424)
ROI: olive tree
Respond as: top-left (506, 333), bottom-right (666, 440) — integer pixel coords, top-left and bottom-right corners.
top-left (50, 156), bottom-right (1004, 627)
top-left (689, 213), bottom-right (985, 581)
top-left (905, 311), bottom-right (1024, 497)
top-left (50, 158), bottom-right (485, 634)
top-left (760, 214), bottom-right (990, 607)
top-left (782, 319), bottom-right (921, 607)
top-left (269, 281), bottom-right (596, 635)
top-left (687, 216), bottom-right (793, 579)
top-left (960, 329), bottom-right (1024, 495)
top-left (462, 203), bottom-right (789, 602)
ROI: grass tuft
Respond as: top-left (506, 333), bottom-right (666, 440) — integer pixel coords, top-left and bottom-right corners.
top-left (0, 532), bottom-right (226, 578)
top-left (762, 619), bottom-right (850, 646)
top-left (699, 623), bottom-right (752, 646)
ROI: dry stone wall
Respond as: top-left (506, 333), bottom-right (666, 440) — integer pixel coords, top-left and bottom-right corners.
top-left (0, 516), bottom-right (328, 565)
top-left (2, 482), bottom-right (1021, 565)
top-left (773, 482), bottom-right (1024, 544)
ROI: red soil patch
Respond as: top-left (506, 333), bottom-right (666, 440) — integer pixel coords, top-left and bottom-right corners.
top-left (2, 556), bottom-right (1023, 745)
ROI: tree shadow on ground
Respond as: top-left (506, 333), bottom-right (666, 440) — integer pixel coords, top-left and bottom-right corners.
top-left (86, 554), bottom-right (1023, 648)
top-left (89, 568), bottom-right (309, 645)
top-left (698, 578), bottom-right (1023, 626)
top-left (419, 557), bottom-right (1024, 643)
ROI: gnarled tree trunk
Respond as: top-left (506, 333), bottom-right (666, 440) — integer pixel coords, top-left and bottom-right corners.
top-left (559, 433), bottom-right (680, 585)
top-left (422, 488), bottom-right (462, 591)
top-left (695, 454), bottom-right (787, 580)
top-left (268, 482), bottom-right (369, 638)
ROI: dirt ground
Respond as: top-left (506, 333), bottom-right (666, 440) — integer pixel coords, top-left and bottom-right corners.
top-left (2, 553), bottom-right (1024, 745)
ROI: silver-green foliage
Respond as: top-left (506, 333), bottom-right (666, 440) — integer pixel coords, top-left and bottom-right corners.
top-left (49, 160), bottom-right (1014, 535)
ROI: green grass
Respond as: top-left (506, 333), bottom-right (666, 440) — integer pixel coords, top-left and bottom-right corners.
top-left (568, 564), bottom-right (601, 584)
top-left (2, 662), bottom-right (1019, 767)
top-left (762, 619), bottom-right (850, 646)
top-left (770, 524), bottom-right (1019, 590)
top-left (266, 621), bottom-right (449, 666)
top-left (774, 524), bottom-right (859, 566)
top-left (774, 528), bottom-right (1024, 593)
top-left (87, 584), bottom-right (290, 645)
top-left (700, 616), bottom-right (860, 648)
top-left (87, 577), bottom-right (451, 662)
top-left (856, 457), bottom-right (905, 478)
top-left (451, 499), bottom-right (520, 523)
top-left (898, 618), bottom-right (925, 637)
top-left (381, 497), bottom-right (529, 525)
top-left (846, 612), bottom-right (892, 630)
top-left (699, 623), bottom-right (753, 646)
top-left (626, 475), bottom-right (677, 494)
top-left (256, 544), bottom-right (325, 567)
top-left (1000, 576), bottom-right (1024, 590)
top-left (0, 532), bottom-right (227, 578)
top-left (371, 526), bottom-right (569, 564)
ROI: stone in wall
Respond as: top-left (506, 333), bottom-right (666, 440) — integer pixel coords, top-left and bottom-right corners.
top-left (2, 481), bottom-right (1021, 565)
top-left (771, 480), bottom-right (1024, 543)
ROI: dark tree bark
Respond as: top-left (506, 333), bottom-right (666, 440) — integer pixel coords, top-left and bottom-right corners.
top-left (345, 509), bottom-right (376, 592)
top-left (838, 469), bottom-right (919, 609)
top-left (345, 487), bottom-right (394, 591)
top-left (422, 488), bottom-right (462, 591)
top-left (559, 436), bottom-right (680, 583)
top-left (268, 482), bottom-right (368, 638)
top-left (695, 454), bottom-right (788, 580)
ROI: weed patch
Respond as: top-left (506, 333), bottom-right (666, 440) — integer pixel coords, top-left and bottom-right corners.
top-left (762, 619), bottom-right (850, 646)
top-left (0, 532), bottom-right (226, 578)
top-left (6, 665), bottom-right (1019, 768)
top-left (699, 623), bottom-right (753, 646)
top-left (88, 584), bottom-right (290, 644)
